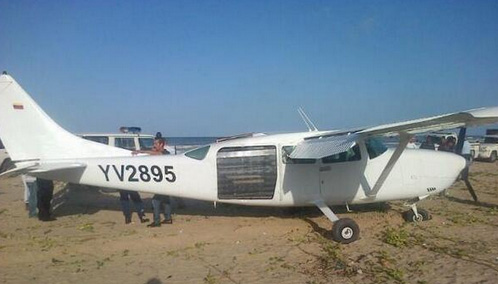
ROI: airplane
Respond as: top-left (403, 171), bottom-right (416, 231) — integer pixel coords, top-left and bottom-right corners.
top-left (1, 71), bottom-right (498, 244)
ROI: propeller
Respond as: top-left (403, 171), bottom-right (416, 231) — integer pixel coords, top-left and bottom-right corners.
top-left (455, 127), bottom-right (478, 202)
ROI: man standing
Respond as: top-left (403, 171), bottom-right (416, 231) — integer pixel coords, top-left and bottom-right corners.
top-left (133, 132), bottom-right (172, 227)
top-left (119, 190), bottom-right (149, 224)
top-left (36, 178), bottom-right (54, 221)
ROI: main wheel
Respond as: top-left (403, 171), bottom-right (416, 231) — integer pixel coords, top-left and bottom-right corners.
top-left (489, 151), bottom-right (497, 163)
top-left (331, 218), bottom-right (360, 244)
top-left (402, 208), bottom-right (430, 222)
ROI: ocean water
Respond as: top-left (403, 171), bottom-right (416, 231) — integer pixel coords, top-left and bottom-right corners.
top-left (166, 137), bottom-right (218, 146)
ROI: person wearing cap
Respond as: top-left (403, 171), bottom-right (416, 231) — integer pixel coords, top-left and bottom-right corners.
top-left (133, 132), bottom-right (173, 227)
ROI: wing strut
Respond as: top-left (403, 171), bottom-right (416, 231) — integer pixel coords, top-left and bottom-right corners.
top-left (366, 133), bottom-right (413, 197)
top-left (313, 200), bottom-right (339, 222)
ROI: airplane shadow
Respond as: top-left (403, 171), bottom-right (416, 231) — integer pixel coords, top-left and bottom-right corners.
top-left (51, 184), bottom-right (391, 220)
top-left (445, 195), bottom-right (498, 209)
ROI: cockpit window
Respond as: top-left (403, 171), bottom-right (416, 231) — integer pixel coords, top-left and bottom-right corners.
top-left (185, 145), bottom-right (210, 160)
top-left (322, 144), bottom-right (361, 164)
top-left (282, 146), bottom-right (316, 164)
top-left (365, 137), bottom-right (387, 159)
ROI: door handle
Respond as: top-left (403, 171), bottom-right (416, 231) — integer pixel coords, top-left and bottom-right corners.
top-left (319, 166), bottom-right (331, 172)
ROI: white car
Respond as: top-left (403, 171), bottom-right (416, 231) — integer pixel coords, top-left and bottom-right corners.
top-left (0, 139), bottom-right (12, 172)
top-left (477, 135), bottom-right (498, 162)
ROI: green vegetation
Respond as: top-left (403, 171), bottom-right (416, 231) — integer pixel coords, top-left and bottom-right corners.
top-left (78, 223), bottom-right (94, 232)
top-left (381, 227), bottom-right (411, 248)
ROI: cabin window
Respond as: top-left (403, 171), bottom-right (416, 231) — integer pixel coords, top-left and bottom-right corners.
top-left (185, 145), bottom-right (210, 160)
top-left (217, 146), bottom-right (277, 199)
top-left (282, 146), bottom-right (316, 164)
top-left (322, 144), bottom-right (361, 164)
top-left (365, 137), bottom-right (388, 159)
top-left (115, 138), bottom-right (135, 150)
top-left (82, 136), bottom-right (109, 145)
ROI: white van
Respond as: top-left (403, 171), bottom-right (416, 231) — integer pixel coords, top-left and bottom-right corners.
top-left (79, 133), bottom-right (155, 151)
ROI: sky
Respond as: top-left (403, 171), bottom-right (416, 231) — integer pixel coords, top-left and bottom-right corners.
top-left (1, 0), bottom-right (497, 136)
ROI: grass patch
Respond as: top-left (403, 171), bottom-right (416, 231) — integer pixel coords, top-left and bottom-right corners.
top-left (78, 223), bottom-right (94, 232)
top-left (203, 270), bottom-right (217, 284)
top-left (381, 227), bottom-right (411, 248)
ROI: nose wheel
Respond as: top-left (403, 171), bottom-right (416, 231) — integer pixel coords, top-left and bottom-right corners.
top-left (402, 207), bottom-right (430, 222)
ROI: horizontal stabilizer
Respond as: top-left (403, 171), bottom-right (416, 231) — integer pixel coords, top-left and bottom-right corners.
top-left (0, 162), bottom-right (39, 178)
top-left (0, 162), bottom-right (86, 178)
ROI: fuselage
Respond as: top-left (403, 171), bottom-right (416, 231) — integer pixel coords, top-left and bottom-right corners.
top-left (36, 131), bottom-right (466, 207)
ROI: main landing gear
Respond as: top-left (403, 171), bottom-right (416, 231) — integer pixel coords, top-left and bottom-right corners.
top-left (314, 201), bottom-right (360, 244)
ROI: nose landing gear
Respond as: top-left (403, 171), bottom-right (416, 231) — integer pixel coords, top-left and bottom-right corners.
top-left (402, 203), bottom-right (431, 222)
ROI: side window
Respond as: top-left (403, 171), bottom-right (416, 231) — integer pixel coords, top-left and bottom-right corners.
top-left (115, 138), bottom-right (135, 150)
top-left (83, 136), bottom-right (109, 145)
top-left (365, 137), bottom-right (388, 159)
top-left (322, 144), bottom-right (361, 164)
top-left (282, 146), bottom-right (316, 164)
top-left (0, 139), bottom-right (4, 149)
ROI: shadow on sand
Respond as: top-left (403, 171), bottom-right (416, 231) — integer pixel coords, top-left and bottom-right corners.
top-left (446, 195), bottom-right (498, 209)
top-left (52, 183), bottom-right (391, 229)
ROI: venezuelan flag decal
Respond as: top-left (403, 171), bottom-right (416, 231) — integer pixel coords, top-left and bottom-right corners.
top-left (13, 103), bottom-right (24, 110)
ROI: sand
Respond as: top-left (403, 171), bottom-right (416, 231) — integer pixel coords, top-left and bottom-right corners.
top-left (0, 161), bottom-right (497, 284)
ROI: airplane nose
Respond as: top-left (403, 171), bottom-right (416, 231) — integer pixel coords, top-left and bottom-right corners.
top-left (451, 154), bottom-right (467, 176)
top-left (421, 151), bottom-right (466, 179)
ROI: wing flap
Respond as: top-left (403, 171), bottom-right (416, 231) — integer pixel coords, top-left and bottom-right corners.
top-left (289, 134), bottom-right (357, 159)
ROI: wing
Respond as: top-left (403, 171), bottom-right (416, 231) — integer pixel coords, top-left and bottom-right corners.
top-left (291, 107), bottom-right (498, 159)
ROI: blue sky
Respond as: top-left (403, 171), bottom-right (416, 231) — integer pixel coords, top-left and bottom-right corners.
top-left (1, 0), bottom-right (497, 136)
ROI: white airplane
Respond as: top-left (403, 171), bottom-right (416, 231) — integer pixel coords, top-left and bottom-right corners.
top-left (1, 72), bottom-right (498, 244)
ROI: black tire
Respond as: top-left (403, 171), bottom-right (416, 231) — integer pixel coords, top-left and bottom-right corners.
top-left (331, 218), bottom-right (360, 244)
top-left (0, 158), bottom-right (13, 173)
top-left (402, 208), bottom-right (430, 222)
top-left (490, 151), bottom-right (497, 163)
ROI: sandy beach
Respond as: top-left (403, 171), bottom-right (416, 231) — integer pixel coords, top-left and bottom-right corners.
top-left (0, 161), bottom-right (497, 284)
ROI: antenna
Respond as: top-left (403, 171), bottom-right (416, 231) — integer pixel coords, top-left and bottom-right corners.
top-left (298, 107), bottom-right (318, 132)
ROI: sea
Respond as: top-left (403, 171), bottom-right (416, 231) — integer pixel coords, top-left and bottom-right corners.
top-left (166, 137), bottom-right (218, 146)
top-left (166, 137), bottom-right (218, 154)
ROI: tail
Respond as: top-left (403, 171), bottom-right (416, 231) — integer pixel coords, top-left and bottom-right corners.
top-left (0, 72), bottom-right (130, 162)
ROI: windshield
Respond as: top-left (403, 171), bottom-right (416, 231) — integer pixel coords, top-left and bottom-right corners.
top-left (484, 137), bottom-right (498, 144)
top-left (139, 138), bottom-right (154, 150)
top-left (185, 146), bottom-right (210, 160)
top-left (365, 137), bottom-right (387, 159)
top-left (82, 136), bottom-right (109, 145)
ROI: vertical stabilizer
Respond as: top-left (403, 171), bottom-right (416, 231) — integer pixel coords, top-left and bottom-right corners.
top-left (0, 73), bottom-right (130, 161)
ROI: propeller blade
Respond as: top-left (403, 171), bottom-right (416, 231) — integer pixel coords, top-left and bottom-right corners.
top-left (455, 127), bottom-right (467, 154)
